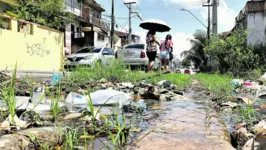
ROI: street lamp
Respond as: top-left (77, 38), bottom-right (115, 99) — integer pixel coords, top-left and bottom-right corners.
top-left (180, 8), bottom-right (208, 29)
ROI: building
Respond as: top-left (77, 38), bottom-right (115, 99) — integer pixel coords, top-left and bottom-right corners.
top-left (64, 0), bottom-right (111, 54)
top-left (234, 0), bottom-right (266, 45)
top-left (114, 31), bottom-right (141, 48)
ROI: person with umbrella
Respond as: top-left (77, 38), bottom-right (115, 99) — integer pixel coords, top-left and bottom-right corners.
top-left (146, 30), bottom-right (160, 71)
top-left (140, 19), bottom-right (171, 72)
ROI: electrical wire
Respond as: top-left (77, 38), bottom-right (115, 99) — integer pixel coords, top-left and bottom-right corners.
top-left (139, 0), bottom-right (207, 10)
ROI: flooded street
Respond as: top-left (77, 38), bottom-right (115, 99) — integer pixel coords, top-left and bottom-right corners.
top-left (129, 87), bottom-right (234, 150)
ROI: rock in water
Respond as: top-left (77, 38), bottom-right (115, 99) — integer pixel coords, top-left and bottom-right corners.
top-left (158, 80), bottom-right (171, 88)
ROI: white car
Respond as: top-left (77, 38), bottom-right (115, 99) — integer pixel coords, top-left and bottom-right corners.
top-left (116, 44), bottom-right (159, 70)
top-left (66, 47), bottom-right (115, 68)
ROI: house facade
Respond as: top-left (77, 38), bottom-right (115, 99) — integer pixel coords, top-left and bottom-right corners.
top-left (64, 0), bottom-right (111, 54)
top-left (235, 0), bottom-right (266, 45)
top-left (114, 31), bottom-right (141, 48)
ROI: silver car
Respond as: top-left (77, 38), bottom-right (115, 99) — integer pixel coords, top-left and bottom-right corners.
top-left (116, 44), bottom-right (159, 69)
top-left (66, 47), bottom-right (115, 67)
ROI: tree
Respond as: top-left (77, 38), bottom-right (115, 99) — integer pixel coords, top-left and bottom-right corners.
top-left (181, 30), bottom-right (208, 71)
top-left (205, 28), bottom-right (259, 74)
top-left (181, 59), bottom-right (191, 68)
top-left (5, 0), bottom-right (73, 29)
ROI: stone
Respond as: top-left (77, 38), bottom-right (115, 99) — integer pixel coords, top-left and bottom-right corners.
top-left (231, 129), bottom-right (250, 148)
top-left (243, 133), bottom-right (266, 150)
top-left (158, 80), bottom-right (171, 88)
top-left (142, 113), bottom-right (159, 121)
top-left (254, 120), bottom-right (266, 133)
top-left (99, 78), bottom-right (108, 83)
top-left (1, 120), bottom-right (10, 131)
top-left (221, 102), bottom-right (238, 108)
top-left (159, 89), bottom-right (169, 94)
top-left (0, 127), bottom-right (61, 150)
top-left (172, 90), bottom-right (183, 95)
top-left (63, 113), bottom-right (82, 120)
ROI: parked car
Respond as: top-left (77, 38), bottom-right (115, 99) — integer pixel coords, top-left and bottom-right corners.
top-left (65, 47), bottom-right (115, 68)
top-left (116, 44), bottom-right (159, 70)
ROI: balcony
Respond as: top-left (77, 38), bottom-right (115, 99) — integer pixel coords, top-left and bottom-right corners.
top-left (91, 17), bottom-right (110, 31)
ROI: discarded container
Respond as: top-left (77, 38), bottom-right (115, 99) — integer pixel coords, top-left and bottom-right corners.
top-left (65, 90), bottom-right (130, 108)
top-left (232, 79), bottom-right (244, 87)
top-left (31, 87), bottom-right (46, 105)
top-left (51, 73), bottom-right (63, 85)
top-left (90, 90), bottom-right (130, 108)
top-left (65, 92), bottom-right (88, 105)
top-left (244, 81), bottom-right (253, 87)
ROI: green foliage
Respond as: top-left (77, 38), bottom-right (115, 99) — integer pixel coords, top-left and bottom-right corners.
top-left (106, 111), bottom-right (129, 148)
top-left (64, 127), bottom-right (80, 150)
top-left (205, 28), bottom-right (259, 73)
top-left (6, 0), bottom-right (73, 29)
top-left (181, 30), bottom-right (208, 70)
top-left (62, 60), bottom-right (157, 92)
top-left (147, 73), bottom-right (192, 90)
top-left (195, 73), bottom-right (233, 100)
top-left (181, 59), bottom-right (191, 68)
top-left (0, 63), bottom-right (17, 124)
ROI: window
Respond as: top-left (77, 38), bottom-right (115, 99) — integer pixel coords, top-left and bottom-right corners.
top-left (0, 17), bottom-right (11, 30)
top-left (17, 21), bottom-right (33, 35)
top-left (124, 44), bottom-right (145, 49)
top-left (102, 48), bottom-right (109, 54)
top-left (108, 48), bottom-right (114, 55)
top-left (75, 48), bottom-right (90, 53)
top-left (98, 33), bottom-right (105, 41)
top-left (93, 48), bottom-right (101, 53)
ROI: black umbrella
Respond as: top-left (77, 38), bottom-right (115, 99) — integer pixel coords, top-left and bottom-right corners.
top-left (140, 19), bottom-right (171, 32)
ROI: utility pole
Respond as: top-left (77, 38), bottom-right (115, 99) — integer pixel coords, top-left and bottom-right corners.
top-left (110, 0), bottom-right (114, 48)
top-left (203, 0), bottom-right (212, 43)
top-left (212, 0), bottom-right (218, 34)
top-left (124, 2), bottom-right (136, 44)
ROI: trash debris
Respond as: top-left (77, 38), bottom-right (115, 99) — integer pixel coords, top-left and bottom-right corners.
top-left (232, 79), bottom-right (244, 87)
top-left (91, 90), bottom-right (130, 108)
top-left (243, 132), bottom-right (266, 150)
top-left (120, 82), bottom-right (134, 89)
top-left (158, 80), bottom-right (171, 88)
top-left (51, 73), bottom-right (63, 85)
top-left (65, 92), bottom-right (88, 105)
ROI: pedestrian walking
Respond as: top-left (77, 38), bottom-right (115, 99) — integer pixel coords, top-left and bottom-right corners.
top-left (160, 34), bottom-right (173, 73)
top-left (146, 30), bottom-right (160, 71)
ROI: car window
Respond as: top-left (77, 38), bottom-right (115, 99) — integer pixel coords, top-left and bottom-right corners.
top-left (102, 48), bottom-right (109, 54)
top-left (108, 48), bottom-right (114, 55)
top-left (124, 44), bottom-right (144, 49)
top-left (75, 48), bottom-right (90, 54)
top-left (93, 48), bottom-right (101, 53)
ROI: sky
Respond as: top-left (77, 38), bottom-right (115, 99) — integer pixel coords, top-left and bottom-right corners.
top-left (97, 0), bottom-right (248, 59)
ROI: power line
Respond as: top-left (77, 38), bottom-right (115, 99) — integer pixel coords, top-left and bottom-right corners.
top-left (140, 0), bottom-right (207, 9)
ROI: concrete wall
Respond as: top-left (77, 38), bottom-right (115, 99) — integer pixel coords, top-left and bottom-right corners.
top-left (94, 32), bottom-right (110, 48)
top-left (0, 16), bottom-right (64, 72)
top-left (246, 12), bottom-right (266, 45)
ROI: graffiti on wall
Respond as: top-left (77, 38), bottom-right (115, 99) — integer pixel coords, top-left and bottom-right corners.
top-left (26, 39), bottom-right (51, 57)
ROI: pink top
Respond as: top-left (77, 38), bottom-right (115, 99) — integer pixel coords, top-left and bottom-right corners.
top-left (160, 40), bottom-right (173, 51)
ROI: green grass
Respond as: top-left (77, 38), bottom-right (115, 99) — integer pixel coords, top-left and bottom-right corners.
top-left (195, 73), bottom-right (233, 100)
top-left (0, 63), bottom-right (17, 124)
top-left (147, 73), bottom-right (192, 90)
